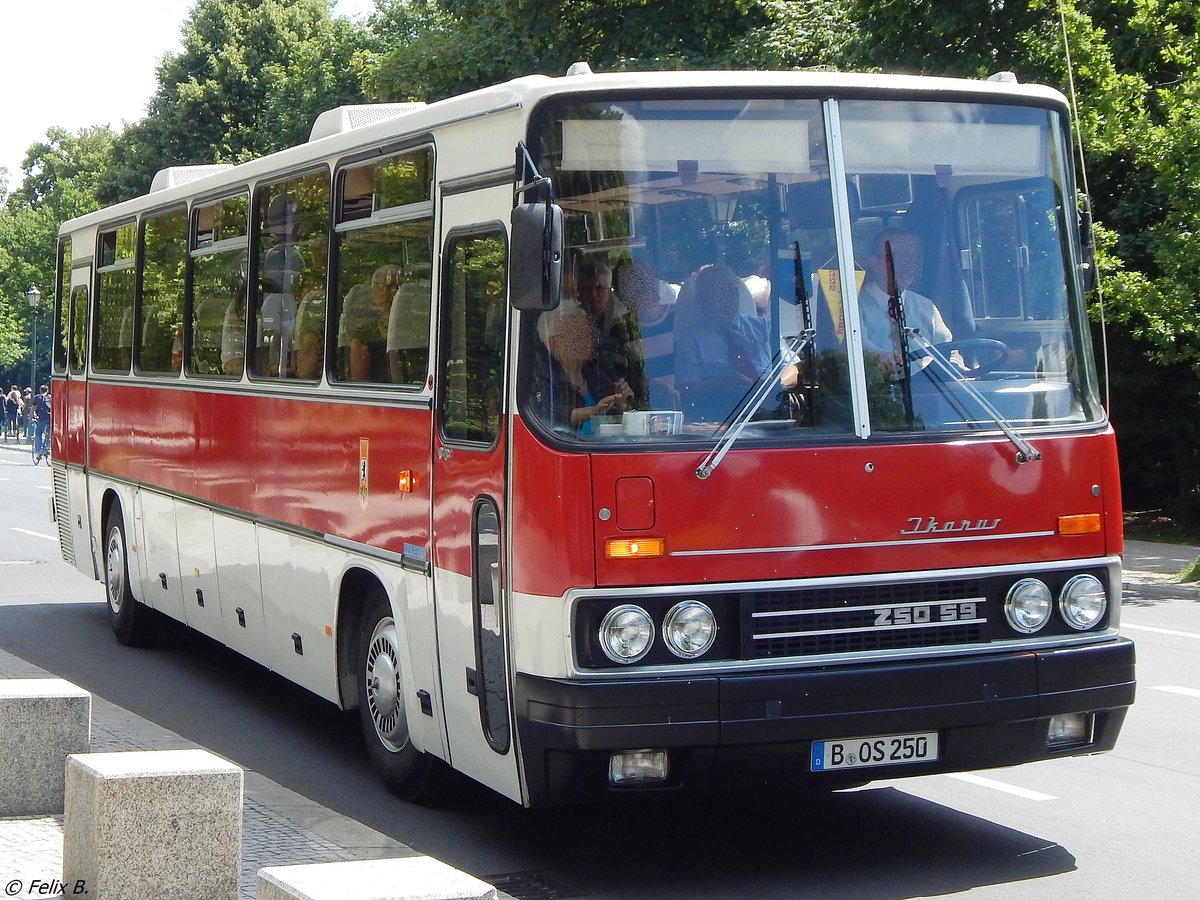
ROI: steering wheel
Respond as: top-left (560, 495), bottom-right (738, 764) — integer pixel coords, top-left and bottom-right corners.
top-left (911, 338), bottom-right (1009, 378)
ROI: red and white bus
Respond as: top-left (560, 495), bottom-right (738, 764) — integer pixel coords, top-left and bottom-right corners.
top-left (51, 66), bottom-right (1134, 806)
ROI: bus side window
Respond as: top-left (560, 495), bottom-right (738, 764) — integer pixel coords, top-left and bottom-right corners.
top-left (251, 172), bottom-right (329, 380)
top-left (439, 231), bottom-right (506, 443)
top-left (138, 206), bottom-right (187, 375)
top-left (95, 223), bottom-right (136, 374)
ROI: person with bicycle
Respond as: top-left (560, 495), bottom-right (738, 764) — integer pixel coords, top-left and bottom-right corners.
top-left (31, 384), bottom-right (50, 463)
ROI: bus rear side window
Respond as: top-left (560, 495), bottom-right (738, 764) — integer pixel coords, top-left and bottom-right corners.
top-left (138, 207), bottom-right (187, 375)
top-left (95, 223), bottom-right (136, 373)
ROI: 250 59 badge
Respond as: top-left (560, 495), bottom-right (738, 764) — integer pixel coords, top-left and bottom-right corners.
top-left (874, 600), bottom-right (980, 627)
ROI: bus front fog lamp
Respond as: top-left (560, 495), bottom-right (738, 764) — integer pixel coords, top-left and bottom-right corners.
top-left (663, 600), bottom-right (717, 659)
top-left (599, 605), bottom-right (654, 664)
top-left (1059, 574), bottom-right (1107, 630)
top-left (609, 749), bottom-right (669, 786)
top-left (1004, 578), bottom-right (1052, 634)
top-left (1047, 712), bottom-right (1093, 748)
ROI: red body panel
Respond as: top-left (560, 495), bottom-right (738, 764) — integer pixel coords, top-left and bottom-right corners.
top-left (514, 421), bottom-right (1121, 595)
top-left (62, 378), bottom-right (1120, 598)
top-left (79, 382), bottom-right (434, 556)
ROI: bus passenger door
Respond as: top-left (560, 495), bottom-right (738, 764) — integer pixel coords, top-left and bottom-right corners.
top-left (55, 266), bottom-right (96, 577)
top-left (431, 207), bottom-right (520, 803)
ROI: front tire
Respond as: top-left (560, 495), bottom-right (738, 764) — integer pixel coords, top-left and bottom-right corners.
top-left (104, 508), bottom-right (156, 647)
top-left (356, 589), bottom-right (440, 801)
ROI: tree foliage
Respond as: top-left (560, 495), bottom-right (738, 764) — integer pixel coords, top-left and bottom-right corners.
top-left (99, 0), bottom-right (373, 203)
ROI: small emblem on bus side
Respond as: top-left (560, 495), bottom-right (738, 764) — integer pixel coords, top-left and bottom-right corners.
top-left (900, 516), bottom-right (1001, 536)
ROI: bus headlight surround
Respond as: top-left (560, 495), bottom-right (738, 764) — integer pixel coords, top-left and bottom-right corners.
top-left (599, 605), bottom-right (655, 664)
top-left (662, 600), bottom-right (717, 659)
top-left (1005, 578), bottom-right (1052, 634)
top-left (1059, 574), bottom-right (1107, 630)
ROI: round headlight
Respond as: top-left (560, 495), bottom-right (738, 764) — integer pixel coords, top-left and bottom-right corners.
top-left (662, 601), bottom-right (717, 659)
top-left (599, 605), bottom-right (654, 664)
top-left (1005, 578), bottom-right (1052, 634)
top-left (1059, 574), bottom-right (1107, 630)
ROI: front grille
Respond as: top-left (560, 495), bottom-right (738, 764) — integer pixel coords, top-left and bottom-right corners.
top-left (745, 579), bottom-right (987, 659)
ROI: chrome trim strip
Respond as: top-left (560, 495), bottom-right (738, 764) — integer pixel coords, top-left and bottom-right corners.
top-left (671, 529), bottom-right (1058, 557)
top-left (753, 617), bottom-right (987, 641)
top-left (566, 629), bottom-right (1123, 680)
top-left (751, 596), bottom-right (987, 619)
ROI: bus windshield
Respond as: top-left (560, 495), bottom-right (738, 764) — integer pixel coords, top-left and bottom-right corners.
top-left (520, 94), bottom-right (1103, 445)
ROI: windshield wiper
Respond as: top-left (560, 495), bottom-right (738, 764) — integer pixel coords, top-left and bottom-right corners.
top-left (906, 329), bottom-right (1042, 465)
top-left (695, 331), bottom-right (814, 479)
top-left (696, 244), bottom-right (815, 480)
top-left (884, 241), bottom-right (916, 427)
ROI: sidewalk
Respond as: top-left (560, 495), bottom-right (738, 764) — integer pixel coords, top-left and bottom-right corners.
top-left (0, 647), bottom-right (419, 900)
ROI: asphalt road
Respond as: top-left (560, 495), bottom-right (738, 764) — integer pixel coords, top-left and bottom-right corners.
top-left (1, 447), bottom-right (1196, 898)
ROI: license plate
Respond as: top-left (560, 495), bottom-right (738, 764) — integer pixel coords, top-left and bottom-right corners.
top-left (810, 731), bottom-right (939, 772)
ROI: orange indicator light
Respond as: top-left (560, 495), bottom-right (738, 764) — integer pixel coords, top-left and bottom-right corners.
top-left (1058, 514), bottom-right (1101, 535)
top-left (398, 470), bottom-right (418, 493)
top-left (605, 537), bottom-right (666, 559)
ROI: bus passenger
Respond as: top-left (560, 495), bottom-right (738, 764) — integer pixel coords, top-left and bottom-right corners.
top-left (535, 306), bottom-right (632, 435)
top-left (613, 261), bottom-right (678, 409)
top-left (575, 258), bottom-right (648, 410)
top-left (386, 280), bottom-right (431, 385)
top-left (674, 264), bottom-right (771, 422)
top-left (858, 228), bottom-right (965, 374)
top-left (293, 288), bottom-right (326, 380)
top-left (221, 294), bottom-right (249, 376)
top-left (343, 265), bottom-right (401, 382)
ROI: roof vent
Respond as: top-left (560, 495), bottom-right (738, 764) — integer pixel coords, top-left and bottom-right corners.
top-left (987, 71), bottom-right (1019, 83)
top-left (150, 165), bottom-right (234, 193)
top-left (308, 103), bottom-right (426, 142)
top-left (566, 61), bottom-right (594, 77)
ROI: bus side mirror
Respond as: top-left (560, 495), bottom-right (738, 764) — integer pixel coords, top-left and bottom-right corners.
top-left (1078, 195), bottom-right (1097, 295)
top-left (510, 202), bottom-right (563, 311)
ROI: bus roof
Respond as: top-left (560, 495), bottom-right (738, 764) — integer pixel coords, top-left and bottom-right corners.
top-left (60, 67), bottom-right (1069, 235)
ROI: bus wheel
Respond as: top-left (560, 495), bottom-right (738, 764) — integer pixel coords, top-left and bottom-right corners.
top-left (357, 590), bottom-right (438, 801)
top-left (104, 508), bottom-right (156, 647)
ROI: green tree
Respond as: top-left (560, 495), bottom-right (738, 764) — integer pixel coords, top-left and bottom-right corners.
top-left (0, 126), bottom-right (119, 383)
top-left (100, 0), bottom-right (375, 204)
top-left (369, 0), bottom-right (850, 101)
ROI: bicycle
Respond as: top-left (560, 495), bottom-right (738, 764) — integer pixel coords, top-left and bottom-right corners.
top-left (32, 421), bottom-right (49, 465)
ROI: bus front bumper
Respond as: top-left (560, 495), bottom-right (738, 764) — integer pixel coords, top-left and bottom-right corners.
top-left (513, 637), bottom-right (1135, 806)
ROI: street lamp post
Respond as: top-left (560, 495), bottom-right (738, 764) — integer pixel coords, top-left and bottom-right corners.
top-left (26, 285), bottom-right (41, 413)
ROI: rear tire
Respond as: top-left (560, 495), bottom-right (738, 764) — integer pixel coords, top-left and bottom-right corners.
top-left (104, 507), bottom-right (157, 647)
top-left (356, 588), bottom-right (443, 802)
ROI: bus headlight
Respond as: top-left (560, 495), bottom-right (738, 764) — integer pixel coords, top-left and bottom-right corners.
top-left (599, 605), bottom-right (654, 664)
top-left (1059, 575), bottom-right (1107, 630)
top-left (662, 601), bottom-right (717, 659)
top-left (1004, 578), bottom-right (1052, 634)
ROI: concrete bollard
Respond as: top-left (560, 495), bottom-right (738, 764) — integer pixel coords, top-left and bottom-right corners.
top-left (256, 856), bottom-right (498, 900)
top-left (0, 677), bottom-right (91, 816)
top-left (63, 748), bottom-right (244, 900)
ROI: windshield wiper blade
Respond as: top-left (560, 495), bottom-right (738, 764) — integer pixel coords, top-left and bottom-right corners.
top-left (695, 329), bottom-right (814, 480)
top-left (907, 329), bottom-right (1042, 465)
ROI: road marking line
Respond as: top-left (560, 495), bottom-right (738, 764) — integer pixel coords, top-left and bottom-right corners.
top-left (945, 772), bottom-right (1057, 801)
top-left (1123, 623), bottom-right (1200, 640)
top-left (10, 527), bottom-right (56, 542)
top-left (1151, 686), bottom-right (1200, 699)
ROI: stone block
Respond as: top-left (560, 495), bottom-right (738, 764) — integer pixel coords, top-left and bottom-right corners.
top-left (0, 677), bottom-right (91, 815)
top-left (256, 856), bottom-right (497, 900)
top-left (63, 748), bottom-right (243, 900)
